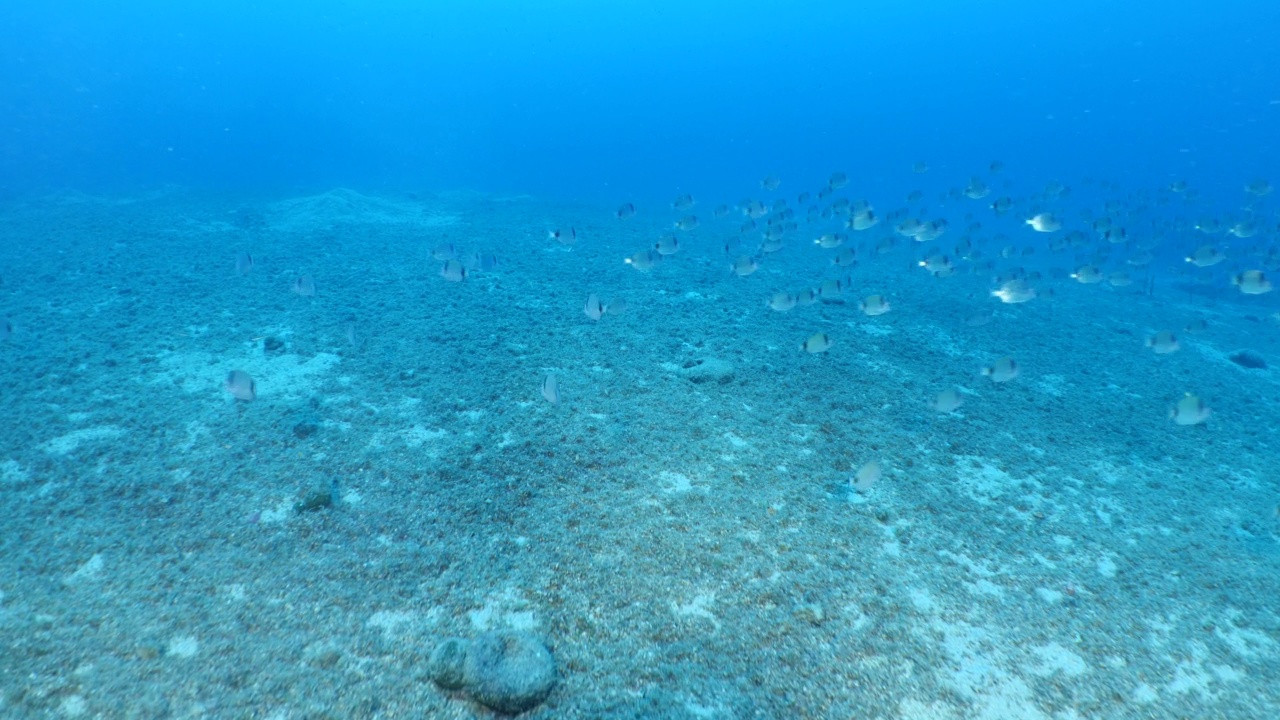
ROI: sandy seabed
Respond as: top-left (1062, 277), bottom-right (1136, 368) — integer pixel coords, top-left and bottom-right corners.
top-left (1, 187), bottom-right (1278, 719)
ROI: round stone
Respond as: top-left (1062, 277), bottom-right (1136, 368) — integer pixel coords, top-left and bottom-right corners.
top-left (462, 631), bottom-right (557, 714)
top-left (426, 637), bottom-right (470, 691)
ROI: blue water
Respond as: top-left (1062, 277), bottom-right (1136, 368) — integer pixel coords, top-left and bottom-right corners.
top-left (3, 1), bottom-right (1280, 718)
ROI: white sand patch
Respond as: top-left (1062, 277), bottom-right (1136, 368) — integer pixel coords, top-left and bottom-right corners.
top-left (403, 425), bottom-right (448, 451)
top-left (1097, 555), bottom-right (1118, 578)
top-left (258, 499), bottom-right (297, 524)
top-left (154, 349), bottom-right (340, 402)
top-left (936, 620), bottom-right (1049, 719)
top-left (0, 459), bottom-right (29, 484)
top-left (59, 695), bottom-right (87, 717)
top-left (65, 554), bottom-right (104, 584)
top-left (40, 426), bottom-right (124, 455)
top-left (1036, 374), bottom-right (1066, 397)
top-left (672, 592), bottom-right (720, 630)
top-left (167, 636), bottom-right (199, 658)
top-left (368, 610), bottom-right (417, 636)
top-left (1030, 642), bottom-right (1088, 677)
top-left (469, 589), bottom-right (539, 632)
top-left (1132, 683), bottom-right (1159, 703)
top-left (658, 471), bottom-right (708, 494)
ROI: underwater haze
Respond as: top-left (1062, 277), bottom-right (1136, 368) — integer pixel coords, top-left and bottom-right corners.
top-left (3, 0), bottom-right (1280, 718)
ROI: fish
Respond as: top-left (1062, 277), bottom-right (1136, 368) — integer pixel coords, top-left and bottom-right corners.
top-left (1026, 213), bottom-right (1062, 232)
top-left (0, 317), bottom-right (11, 341)
top-left (852, 460), bottom-right (880, 492)
top-left (1244, 179), bottom-right (1272, 197)
top-left (440, 260), bottom-right (466, 282)
top-left (912, 161), bottom-right (929, 174)
top-left (1169, 392), bottom-right (1210, 425)
top-left (549, 227), bottom-right (577, 245)
top-left (819, 278), bottom-right (846, 300)
top-left (964, 177), bottom-right (990, 199)
top-left (625, 249), bottom-right (663, 271)
top-left (802, 333), bottom-right (832, 353)
top-left (1146, 331), bottom-right (1180, 354)
top-left (432, 243), bottom-right (457, 261)
top-left (1232, 270), bottom-right (1273, 295)
top-left (814, 233), bottom-right (844, 249)
top-left (584, 294), bottom-right (605, 321)
top-left (859, 295), bottom-right (890, 316)
top-left (796, 288), bottom-right (820, 306)
top-left (542, 375), bottom-right (560, 405)
top-left (932, 387), bottom-right (964, 413)
top-left (1070, 265), bottom-right (1104, 284)
top-left (292, 275), bottom-right (317, 296)
top-left (981, 357), bottom-right (1019, 382)
top-left (672, 194), bottom-right (696, 210)
top-left (760, 175), bottom-right (782, 191)
top-left (992, 279), bottom-right (1036, 304)
top-left (989, 196), bottom-right (1012, 213)
top-left (235, 253), bottom-right (255, 276)
top-left (819, 246), bottom-right (853, 268)
top-left (920, 254), bottom-right (954, 277)
top-left (616, 202), bottom-right (637, 219)
top-left (606, 298), bottom-right (628, 315)
top-left (1184, 318), bottom-right (1208, 334)
top-left (1185, 245), bottom-right (1224, 267)
top-left (768, 292), bottom-right (797, 312)
top-left (654, 234), bottom-right (681, 256)
top-left (674, 215), bottom-right (699, 231)
top-left (848, 210), bottom-right (878, 230)
top-left (731, 256), bottom-right (759, 277)
top-left (828, 172), bottom-right (849, 189)
top-left (225, 370), bottom-right (256, 401)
